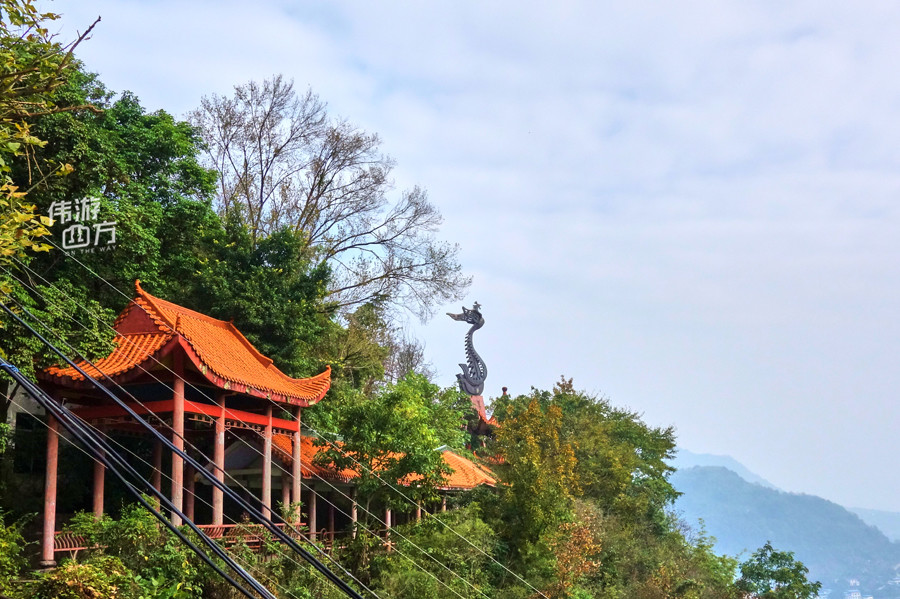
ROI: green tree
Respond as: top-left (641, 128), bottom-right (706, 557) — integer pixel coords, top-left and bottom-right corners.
top-left (185, 217), bottom-right (330, 378)
top-left (12, 65), bottom-right (339, 383)
top-left (18, 66), bottom-right (219, 311)
top-left (493, 397), bottom-right (579, 559)
top-left (0, 511), bottom-right (27, 596)
top-left (1, 63), bottom-right (217, 378)
top-left (486, 381), bottom-right (742, 598)
top-left (737, 541), bottom-right (821, 599)
top-left (0, 276), bottom-right (115, 380)
top-left (369, 505), bottom-right (497, 599)
top-left (566, 398), bottom-right (677, 527)
top-left (318, 373), bottom-right (467, 517)
top-left (0, 1), bottom-right (96, 287)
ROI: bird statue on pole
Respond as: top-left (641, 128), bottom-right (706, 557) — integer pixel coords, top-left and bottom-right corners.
top-left (447, 302), bottom-right (487, 396)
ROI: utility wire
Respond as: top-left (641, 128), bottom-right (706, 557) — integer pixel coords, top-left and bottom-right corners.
top-left (0, 390), bottom-right (331, 599)
top-left (3, 267), bottom-right (480, 599)
top-left (1, 264), bottom-right (372, 595)
top-left (2, 267), bottom-right (469, 599)
top-left (13, 247), bottom-right (545, 596)
top-left (12, 246), bottom-right (543, 595)
top-left (0, 298), bottom-right (367, 599)
top-left (0, 362), bottom-right (273, 599)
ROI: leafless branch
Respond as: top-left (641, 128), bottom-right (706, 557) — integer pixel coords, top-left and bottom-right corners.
top-left (190, 76), bottom-right (471, 320)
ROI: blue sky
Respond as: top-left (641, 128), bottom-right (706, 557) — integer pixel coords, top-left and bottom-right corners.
top-left (58, 1), bottom-right (900, 511)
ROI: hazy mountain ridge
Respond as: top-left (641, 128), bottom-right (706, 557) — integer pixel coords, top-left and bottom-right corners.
top-left (850, 507), bottom-right (900, 543)
top-left (671, 465), bottom-right (900, 593)
top-left (670, 448), bottom-right (779, 489)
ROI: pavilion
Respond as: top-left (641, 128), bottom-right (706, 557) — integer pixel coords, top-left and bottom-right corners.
top-left (36, 281), bottom-right (494, 565)
top-left (37, 281), bottom-right (329, 565)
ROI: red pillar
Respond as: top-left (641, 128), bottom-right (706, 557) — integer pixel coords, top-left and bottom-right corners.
top-left (328, 494), bottom-right (335, 542)
top-left (262, 405), bottom-right (273, 519)
top-left (385, 507), bottom-right (392, 551)
top-left (171, 354), bottom-right (185, 526)
top-left (281, 470), bottom-right (290, 511)
top-left (184, 464), bottom-right (195, 522)
top-left (350, 488), bottom-right (358, 538)
top-left (212, 392), bottom-right (226, 526)
top-left (152, 439), bottom-right (162, 492)
top-left (40, 414), bottom-right (59, 566)
top-left (416, 501), bottom-right (422, 522)
top-left (291, 406), bottom-right (302, 522)
top-left (92, 450), bottom-right (105, 519)
top-left (308, 485), bottom-right (317, 540)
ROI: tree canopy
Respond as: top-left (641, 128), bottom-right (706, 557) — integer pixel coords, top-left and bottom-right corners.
top-left (190, 75), bottom-right (470, 320)
top-left (737, 541), bottom-right (822, 599)
top-left (0, 0), bottom-right (91, 267)
top-left (316, 373), bottom-right (468, 513)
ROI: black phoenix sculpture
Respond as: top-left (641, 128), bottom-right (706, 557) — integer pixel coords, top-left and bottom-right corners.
top-left (447, 303), bottom-right (487, 396)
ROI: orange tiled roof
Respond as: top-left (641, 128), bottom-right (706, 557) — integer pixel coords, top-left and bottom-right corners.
top-left (45, 332), bottom-right (170, 381)
top-left (439, 448), bottom-right (496, 490)
top-left (272, 434), bottom-right (356, 482)
top-left (44, 281), bottom-right (330, 406)
top-left (271, 434), bottom-right (495, 490)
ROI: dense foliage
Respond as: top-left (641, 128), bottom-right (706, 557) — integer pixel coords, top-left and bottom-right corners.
top-left (316, 373), bottom-right (468, 511)
top-left (0, 511), bottom-right (27, 595)
top-left (0, 0), bottom-right (82, 266)
top-left (736, 541), bottom-right (822, 599)
top-left (470, 380), bottom-right (745, 599)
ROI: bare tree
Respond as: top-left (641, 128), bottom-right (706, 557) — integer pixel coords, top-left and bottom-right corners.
top-left (190, 75), bottom-right (470, 320)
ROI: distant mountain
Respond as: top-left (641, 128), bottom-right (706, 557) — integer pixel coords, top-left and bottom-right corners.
top-left (672, 466), bottom-right (900, 596)
top-left (850, 507), bottom-right (900, 543)
top-left (670, 448), bottom-right (778, 489)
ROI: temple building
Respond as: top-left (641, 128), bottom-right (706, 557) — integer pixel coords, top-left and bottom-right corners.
top-left (35, 281), bottom-right (493, 564)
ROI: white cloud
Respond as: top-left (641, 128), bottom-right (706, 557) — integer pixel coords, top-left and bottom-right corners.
top-left (54, 0), bottom-right (900, 511)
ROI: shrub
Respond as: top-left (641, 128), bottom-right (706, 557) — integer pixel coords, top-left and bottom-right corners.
top-left (67, 502), bottom-right (202, 598)
top-left (31, 555), bottom-right (139, 599)
top-left (0, 511), bottom-right (28, 595)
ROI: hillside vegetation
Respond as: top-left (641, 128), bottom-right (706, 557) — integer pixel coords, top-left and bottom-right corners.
top-left (673, 465), bottom-right (900, 593)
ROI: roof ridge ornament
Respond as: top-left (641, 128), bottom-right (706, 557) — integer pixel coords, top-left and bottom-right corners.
top-left (447, 303), bottom-right (487, 396)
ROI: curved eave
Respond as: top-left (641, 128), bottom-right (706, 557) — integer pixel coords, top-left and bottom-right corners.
top-left (39, 333), bottom-right (177, 390)
top-left (438, 482), bottom-right (496, 491)
top-left (41, 335), bottom-right (331, 407)
top-left (174, 337), bottom-right (330, 407)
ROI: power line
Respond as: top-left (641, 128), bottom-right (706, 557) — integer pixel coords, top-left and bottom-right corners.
top-left (0, 390), bottom-right (343, 599)
top-left (0, 363), bottom-right (274, 599)
top-left (2, 267), bottom-right (483, 599)
top-left (9, 247), bottom-right (544, 596)
top-left (0, 298), bottom-right (368, 599)
top-left (0, 274), bottom-right (375, 598)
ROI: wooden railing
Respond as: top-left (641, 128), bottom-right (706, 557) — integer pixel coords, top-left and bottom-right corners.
top-left (195, 522), bottom-right (302, 550)
top-left (54, 522), bottom-right (305, 556)
top-left (54, 522), bottom-right (401, 557)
